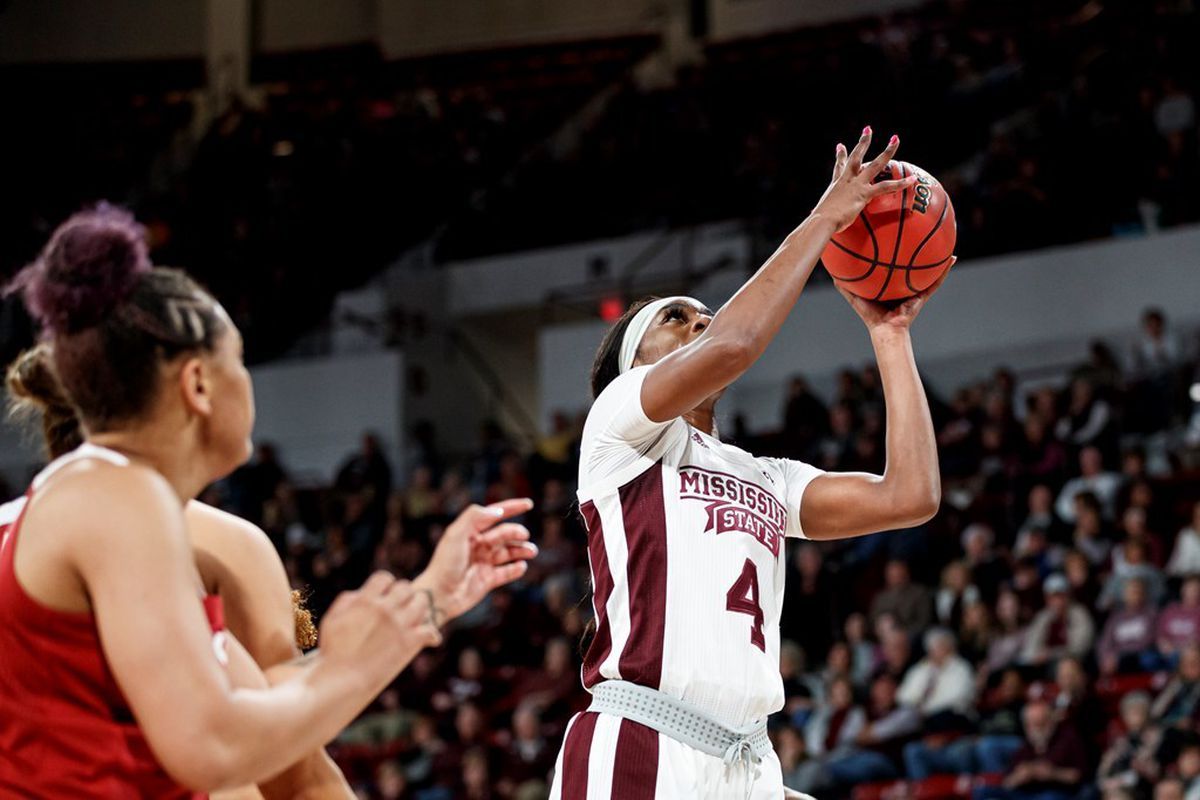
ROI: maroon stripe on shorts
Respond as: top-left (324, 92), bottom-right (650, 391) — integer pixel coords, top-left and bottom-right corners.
top-left (581, 500), bottom-right (613, 688)
top-left (617, 462), bottom-right (668, 689)
top-left (611, 718), bottom-right (660, 799)
top-left (562, 711), bottom-right (600, 800)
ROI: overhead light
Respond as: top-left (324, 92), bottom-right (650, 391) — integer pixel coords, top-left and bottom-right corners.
top-left (1190, 382), bottom-right (1200, 403)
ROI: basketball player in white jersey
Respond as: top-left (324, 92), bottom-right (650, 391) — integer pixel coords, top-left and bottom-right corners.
top-left (549, 128), bottom-right (950, 799)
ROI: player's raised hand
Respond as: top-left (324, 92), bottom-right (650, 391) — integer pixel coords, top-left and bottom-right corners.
top-left (836, 257), bottom-right (955, 332)
top-left (415, 498), bottom-right (538, 623)
top-left (318, 572), bottom-right (441, 674)
top-left (814, 127), bottom-right (918, 233)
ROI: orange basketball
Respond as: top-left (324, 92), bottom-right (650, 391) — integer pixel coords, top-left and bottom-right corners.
top-left (822, 160), bottom-right (957, 301)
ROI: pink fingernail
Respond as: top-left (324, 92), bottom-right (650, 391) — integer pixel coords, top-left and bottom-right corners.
top-left (889, 134), bottom-right (898, 145)
top-left (863, 125), bottom-right (872, 136)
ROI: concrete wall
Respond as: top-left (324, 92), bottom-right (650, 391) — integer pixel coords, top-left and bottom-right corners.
top-left (0, 350), bottom-right (404, 496)
top-left (538, 226), bottom-right (1200, 432)
top-left (708, 0), bottom-right (924, 41)
top-left (257, 0), bottom-right (376, 52)
top-left (0, 0), bottom-right (205, 63)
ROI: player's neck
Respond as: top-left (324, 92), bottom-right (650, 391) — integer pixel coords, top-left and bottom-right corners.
top-left (683, 401), bottom-right (717, 437)
top-left (88, 425), bottom-right (212, 504)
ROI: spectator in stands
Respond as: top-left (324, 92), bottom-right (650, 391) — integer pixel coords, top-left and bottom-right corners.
top-left (845, 613), bottom-right (878, 688)
top-left (905, 667), bottom-right (1027, 778)
top-left (1073, 492), bottom-right (1116, 568)
top-left (876, 624), bottom-right (917, 684)
top-left (1049, 657), bottom-right (1107, 753)
top-left (1099, 577), bottom-right (1164, 675)
top-left (1159, 578), bottom-right (1200, 668)
top-left (1151, 645), bottom-right (1200, 732)
top-left (335, 432), bottom-right (394, 509)
top-left (1167, 503), bottom-right (1200, 578)
top-left (1102, 539), bottom-right (1169, 612)
top-left (963, 523), bottom-right (1008, 605)
top-left (497, 704), bottom-right (553, 796)
top-left (1017, 485), bottom-right (1068, 557)
top-left (959, 600), bottom-right (995, 665)
top-left (782, 375), bottom-right (829, 458)
top-left (794, 676), bottom-right (867, 791)
top-left (1064, 549), bottom-right (1103, 611)
top-left (1057, 378), bottom-right (1117, 458)
top-left (985, 588), bottom-right (1030, 679)
top-left (1172, 743), bottom-right (1200, 799)
top-left (1022, 574), bottom-right (1096, 669)
top-left (898, 629), bottom-right (976, 726)
top-left (1057, 447), bottom-right (1123, 523)
top-left (375, 759), bottom-right (410, 800)
top-left (973, 698), bottom-right (1088, 800)
top-left (937, 561), bottom-right (983, 630)
top-left (872, 560), bottom-right (935, 637)
top-left (1097, 691), bottom-right (1163, 800)
top-left (783, 544), bottom-right (837, 663)
top-left (820, 673), bottom-right (917, 790)
top-left (1131, 308), bottom-right (1184, 433)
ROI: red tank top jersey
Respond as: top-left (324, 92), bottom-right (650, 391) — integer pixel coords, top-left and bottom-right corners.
top-left (0, 471), bottom-right (218, 797)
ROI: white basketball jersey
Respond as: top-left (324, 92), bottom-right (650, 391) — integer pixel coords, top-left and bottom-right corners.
top-left (577, 366), bottom-right (823, 728)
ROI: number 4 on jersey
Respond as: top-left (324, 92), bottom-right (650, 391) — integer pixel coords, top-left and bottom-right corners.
top-left (726, 558), bottom-right (765, 652)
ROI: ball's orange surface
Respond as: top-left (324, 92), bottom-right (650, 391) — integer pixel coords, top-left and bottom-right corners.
top-left (821, 160), bottom-right (957, 301)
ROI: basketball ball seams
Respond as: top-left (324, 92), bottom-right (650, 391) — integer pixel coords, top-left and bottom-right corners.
top-left (826, 238), bottom-right (951, 271)
top-left (904, 198), bottom-right (951, 293)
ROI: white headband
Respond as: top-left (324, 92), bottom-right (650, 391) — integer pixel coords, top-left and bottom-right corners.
top-left (618, 296), bottom-right (700, 374)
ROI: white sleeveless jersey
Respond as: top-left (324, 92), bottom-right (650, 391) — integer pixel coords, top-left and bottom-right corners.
top-left (577, 366), bottom-right (823, 729)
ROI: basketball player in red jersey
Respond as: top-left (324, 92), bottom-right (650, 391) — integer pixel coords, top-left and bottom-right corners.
top-left (550, 128), bottom-right (950, 799)
top-left (5, 344), bottom-right (350, 799)
top-left (0, 204), bottom-right (537, 797)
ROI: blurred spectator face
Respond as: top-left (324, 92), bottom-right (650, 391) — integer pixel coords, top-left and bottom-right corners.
top-left (1029, 485), bottom-right (1053, 514)
top-left (1070, 379), bottom-right (1094, 411)
top-left (1120, 693), bottom-right (1151, 733)
top-left (462, 748), bottom-right (489, 792)
top-left (776, 726), bottom-right (804, 765)
top-left (1179, 646), bottom-right (1200, 681)
top-left (1125, 540), bottom-right (1148, 567)
top-left (844, 613), bottom-right (866, 643)
top-left (925, 630), bottom-right (955, 664)
top-left (1123, 507), bottom-right (1148, 538)
top-left (1075, 499), bottom-right (1101, 535)
top-left (831, 404), bottom-right (854, 435)
top-left (1055, 658), bottom-right (1086, 694)
top-left (1155, 779), bottom-right (1185, 800)
top-left (981, 425), bottom-right (1003, 452)
top-left (885, 560), bottom-right (910, 588)
top-left (962, 524), bottom-right (993, 560)
top-left (1022, 700), bottom-right (1054, 746)
top-left (545, 638), bottom-right (571, 674)
top-left (541, 515), bottom-right (565, 545)
top-left (942, 561), bottom-right (969, 591)
top-left (780, 642), bottom-right (804, 678)
top-left (882, 630), bottom-right (911, 669)
top-left (997, 669), bottom-right (1025, 702)
top-left (1064, 551), bottom-right (1090, 586)
top-left (513, 706), bottom-right (540, 741)
top-left (411, 715), bottom-right (437, 746)
top-left (829, 678), bottom-right (854, 709)
top-left (1032, 388), bottom-right (1058, 421)
top-left (1122, 450), bottom-right (1147, 478)
top-left (1046, 586), bottom-right (1069, 614)
top-left (1183, 578), bottom-right (1200, 608)
top-left (1143, 310), bottom-right (1165, 340)
top-left (1124, 578), bottom-right (1148, 609)
top-left (561, 607), bottom-right (584, 637)
top-left (456, 703), bottom-right (484, 742)
top-left (962, 601), bottom-right (989, 631)
top-left (796, 544), bottom-right (822, 578)
top-left (375, 760), bottom-right (407, 800)
top-left (1024, 415), bottom-right (1047, 444)
top-left (997, 589), bottom-right (1021, 628)
top-left (459, 648), bottom-right (483, 680)
top-left (874, 612), bottom-right (899, 641)
top-left (1178, 746), bottom-right (1200, 781)
top-left (827, 642), bottom-right (851, 674)
top-left (1080, 447), bottom-right (1103, 477)
top-left (870, 675), bottom-right (898, 710)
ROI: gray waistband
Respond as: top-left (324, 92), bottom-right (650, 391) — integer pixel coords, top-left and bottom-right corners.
top-left (586, 681), bottom-right (771, 767)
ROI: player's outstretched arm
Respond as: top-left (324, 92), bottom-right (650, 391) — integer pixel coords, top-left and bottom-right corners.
top-left (640, 128), bottom-right (919, 423)
top-left (799, 268), bottom-right (951, 540)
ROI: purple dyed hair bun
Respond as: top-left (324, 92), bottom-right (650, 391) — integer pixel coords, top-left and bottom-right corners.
top-left (13, 202), bottom-right (151, 335)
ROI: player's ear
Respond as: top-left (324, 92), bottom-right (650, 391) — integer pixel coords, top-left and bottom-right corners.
top-left (178, 356), bottom-right (214, 418)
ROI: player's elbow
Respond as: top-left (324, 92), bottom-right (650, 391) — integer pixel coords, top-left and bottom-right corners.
top-left (158, 742), bottom-right (241, 793)
top-left (893, 482), bottom-right (941, 527)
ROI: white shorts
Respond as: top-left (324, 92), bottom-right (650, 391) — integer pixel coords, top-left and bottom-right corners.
top-left (548, 711), bottom-right (785, 800)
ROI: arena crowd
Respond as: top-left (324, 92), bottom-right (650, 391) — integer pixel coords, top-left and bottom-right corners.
top-left (184, 305), bottom-right (1200, 800)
